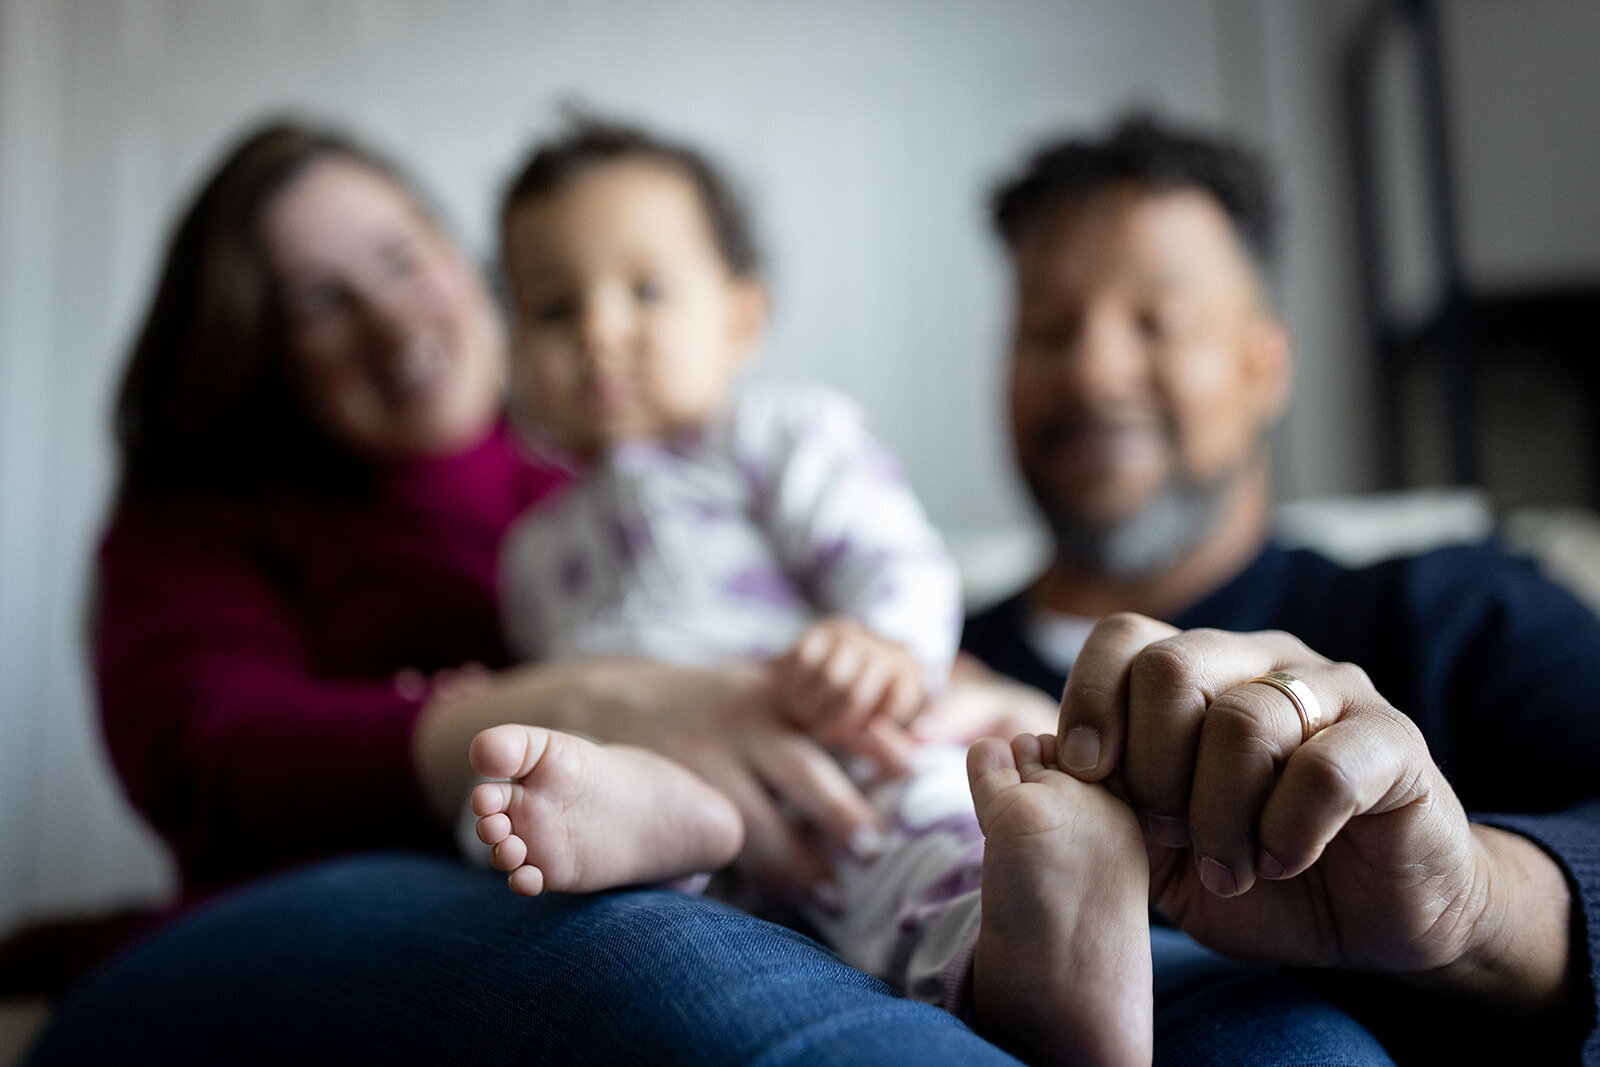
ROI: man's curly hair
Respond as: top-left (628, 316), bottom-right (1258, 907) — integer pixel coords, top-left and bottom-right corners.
top-left (991, 114), bottom-right (1277, 268)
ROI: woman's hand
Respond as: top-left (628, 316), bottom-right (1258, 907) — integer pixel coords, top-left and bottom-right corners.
top-left (602, 660), bottom-right (888, 892)
top-left (1054, 613), bottom-right (1574, 1011)
top-left (413, 657), bottom-right (881, 894)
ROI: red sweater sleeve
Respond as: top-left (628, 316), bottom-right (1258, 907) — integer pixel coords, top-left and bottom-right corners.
top-left (95, 505), bottom-right (448, 887)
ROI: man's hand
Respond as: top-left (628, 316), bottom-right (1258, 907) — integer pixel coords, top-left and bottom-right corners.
top-left (1053, 613), bottom-right (1574, 1011)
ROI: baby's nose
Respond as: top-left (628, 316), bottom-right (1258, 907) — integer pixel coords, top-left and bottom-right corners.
top-left (578, 294), bottom-right (634, 356)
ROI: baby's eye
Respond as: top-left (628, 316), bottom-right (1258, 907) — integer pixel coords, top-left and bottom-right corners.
top-left (1136, 306), bottom-right (1192, 344)
top-left (633, 279), bottom-right (665, 304)
top-left (1138, 305), bottom-right (1193, 343)
top-left (533, 297), bottom-right (576, 324)
top-left (1134, 309), bottom-right (1166, 341)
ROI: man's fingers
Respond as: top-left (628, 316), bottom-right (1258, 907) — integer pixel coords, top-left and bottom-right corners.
top-left (1255, 699), bottom-right (1434, 881)
top-left (1057, 613), bottom-right (1179, 781)
top-left (1122, 628), bottom-right (1312, 846)
top-left (1186, 671), bottom-right (1336, 897)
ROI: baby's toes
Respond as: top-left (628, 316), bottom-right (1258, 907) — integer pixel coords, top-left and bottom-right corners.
top-left (1013, 732), bottom-right (1072, 783)
top-left (471, 780), bottom-right (514, 818)
top-left (507, 865), bottom-right (545, 897)
top-left (491, 834), bottom-right (528, 873)
top-left (470, 724), bottom-right (539, 780)
top-left (1034, 731), bottom-right (1060, 770)
top-left (476, 811), bottom-right (512, 846)
top-left (967, 737), bottom-right (1022, 816)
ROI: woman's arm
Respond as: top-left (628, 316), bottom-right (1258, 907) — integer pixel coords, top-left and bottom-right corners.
top-left (96, 517), bottom-right (444, 883)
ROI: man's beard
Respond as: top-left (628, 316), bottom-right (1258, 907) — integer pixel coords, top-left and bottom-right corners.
top-left (1023, 459), bottom-right (1241, 582)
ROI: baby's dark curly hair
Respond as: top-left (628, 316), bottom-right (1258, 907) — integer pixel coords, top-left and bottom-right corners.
top-left (501, 114), bottom-right (760, 278)
top-left (992, 114), bottom-right (1277, 267)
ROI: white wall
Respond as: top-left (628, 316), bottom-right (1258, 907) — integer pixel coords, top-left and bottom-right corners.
top-left (0, 0), bottom-right (1373, 925)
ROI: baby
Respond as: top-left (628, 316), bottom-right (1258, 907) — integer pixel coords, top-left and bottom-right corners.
top-left (469, 119), bottom-right (1152, 1066)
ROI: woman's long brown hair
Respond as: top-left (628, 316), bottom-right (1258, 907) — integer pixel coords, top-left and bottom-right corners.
top-left (112, 119), bottom-right (426, 499)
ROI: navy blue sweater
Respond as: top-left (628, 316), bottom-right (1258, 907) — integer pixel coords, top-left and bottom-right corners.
top-left (964, 543), bottom-right (1600, 1063)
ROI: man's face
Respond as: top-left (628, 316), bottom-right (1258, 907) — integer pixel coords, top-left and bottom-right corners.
top-left (1006, 184), bottom-right (1289, 577)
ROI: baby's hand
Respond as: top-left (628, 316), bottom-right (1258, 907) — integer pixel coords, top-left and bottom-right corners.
top-left (773, 618), bottom-right (925, 767)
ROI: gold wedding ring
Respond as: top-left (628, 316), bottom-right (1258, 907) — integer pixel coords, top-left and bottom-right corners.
top-left (1245, 670), bottom-right (1323, 743)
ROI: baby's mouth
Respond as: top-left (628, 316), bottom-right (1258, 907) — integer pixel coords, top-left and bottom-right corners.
top-left (585, 375), bottom-right (633, 412)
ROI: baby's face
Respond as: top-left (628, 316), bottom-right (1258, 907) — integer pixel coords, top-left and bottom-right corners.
top-left (503, 160), bottom-right (764, 457)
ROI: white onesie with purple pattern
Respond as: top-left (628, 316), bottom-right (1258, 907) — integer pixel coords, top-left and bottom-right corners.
top-left (499, 382), bottom-right (985, 1014)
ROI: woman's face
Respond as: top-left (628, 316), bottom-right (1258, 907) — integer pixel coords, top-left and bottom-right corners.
top-left (262, 156), bottom-right (506, 459)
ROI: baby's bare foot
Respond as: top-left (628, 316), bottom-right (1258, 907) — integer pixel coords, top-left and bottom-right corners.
top-left (470, 725), bottom-right (743, 896)
top-left (967, 734), bottom-right (1152, 1067)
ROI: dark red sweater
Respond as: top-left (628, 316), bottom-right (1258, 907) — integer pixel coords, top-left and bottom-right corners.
top-left (94, 424), bottom-right (566, 891)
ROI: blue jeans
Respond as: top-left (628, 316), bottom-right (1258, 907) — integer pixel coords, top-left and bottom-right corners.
top-left (25, 852), bottom-right (1392, 1065)
top-left (24, 852), bottom-right (1019, 1066)
top-left (1149, 926), bottom-right (1394, 1066)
